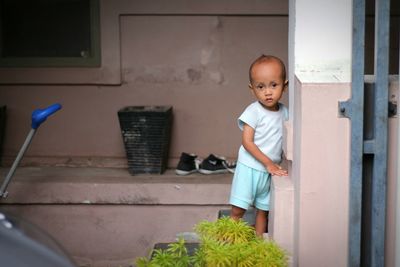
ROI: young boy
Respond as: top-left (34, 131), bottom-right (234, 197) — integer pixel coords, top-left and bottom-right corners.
top-left (230, 55), bottom-right (288, 236)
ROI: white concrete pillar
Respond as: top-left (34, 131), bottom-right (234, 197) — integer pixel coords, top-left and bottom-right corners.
top-left (285, 0), bottom-right (352, 266)
top-left (281, 2), bottom-right (399, 267)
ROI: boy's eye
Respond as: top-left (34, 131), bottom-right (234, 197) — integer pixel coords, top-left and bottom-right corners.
top-left (271, 83), bottom-right (277, 88)
top-left (256, 85), bottom-right (265, 90)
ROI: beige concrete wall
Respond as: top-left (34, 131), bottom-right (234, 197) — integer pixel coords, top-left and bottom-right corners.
top-left (285, 78), bottom-right (351, 267)
top-left (0, 0), bottom-right (288, 168)
top-left (0, 167), bottom-right (233, 267)
top-left (270, 175), bottom-right (294, 256)
top-left (2, 204), bottom-right (228, 267)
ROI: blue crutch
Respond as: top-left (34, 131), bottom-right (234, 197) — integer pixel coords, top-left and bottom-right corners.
top-left (0, 103), bottom-right (62, 198)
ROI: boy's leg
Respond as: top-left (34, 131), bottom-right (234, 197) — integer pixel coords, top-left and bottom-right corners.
top-left (255, 209), bottom-right (268, 236)
top-left (229, 162), bottom-right (252, 220)
top-left (230, 205), bottom-right (246, 220)
top-left (254, 170), bottom-right (271, 236)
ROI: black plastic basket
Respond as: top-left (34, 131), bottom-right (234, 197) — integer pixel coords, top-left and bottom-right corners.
top-left (118, 106), bottom-right (172, 175)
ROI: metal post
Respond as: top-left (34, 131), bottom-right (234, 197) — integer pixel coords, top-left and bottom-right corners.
top-left (394, 29), bottom-right (400, 267)
top-left (338, 0), bottom-right (365, 265)
top-left (369, 0), bottom-right (390, 265)
top-left (340, 0), bottom-right (392, 265)
top-left (0, 129), bottom-right (36, 198)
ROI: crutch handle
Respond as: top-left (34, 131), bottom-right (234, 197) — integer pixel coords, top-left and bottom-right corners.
top-left (31, 103), bottom-right (62, 129)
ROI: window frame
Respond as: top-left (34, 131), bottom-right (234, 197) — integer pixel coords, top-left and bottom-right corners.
top-left (0, 0), bottom-right (101, 68)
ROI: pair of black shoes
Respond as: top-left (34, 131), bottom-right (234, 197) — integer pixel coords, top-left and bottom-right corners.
top-left (175, 152), bottom-right (236, 175)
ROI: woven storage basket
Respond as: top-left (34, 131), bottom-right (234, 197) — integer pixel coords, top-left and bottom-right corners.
top-left (118, 106), bottom-right (172, 174)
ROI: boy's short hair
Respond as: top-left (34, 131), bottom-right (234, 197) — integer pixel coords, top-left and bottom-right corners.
top-left (249, 55), bottom-right (286, 83)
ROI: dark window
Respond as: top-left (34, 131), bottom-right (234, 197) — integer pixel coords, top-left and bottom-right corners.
top-left (0, 0), bottom-right (100, 67)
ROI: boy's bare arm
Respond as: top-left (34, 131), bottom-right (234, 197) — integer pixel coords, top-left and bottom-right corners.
top-left (242, 124), bottom-right (288, 176)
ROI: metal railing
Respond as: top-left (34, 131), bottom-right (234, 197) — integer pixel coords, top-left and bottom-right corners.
top-left (339, 0), bottom-right (392, 266)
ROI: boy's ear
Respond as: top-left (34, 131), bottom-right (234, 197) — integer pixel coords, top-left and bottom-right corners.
top-left (248, 83), bottom-right (256, 96)
top-left (284, 80), bottom-right (289, 90)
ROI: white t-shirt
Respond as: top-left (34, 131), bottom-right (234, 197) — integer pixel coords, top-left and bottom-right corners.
top-left (237, 101), bottom-right (288, 172)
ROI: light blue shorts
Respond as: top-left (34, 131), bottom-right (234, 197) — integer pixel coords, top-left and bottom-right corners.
top-left (229, 162), bottom-right (271, 211)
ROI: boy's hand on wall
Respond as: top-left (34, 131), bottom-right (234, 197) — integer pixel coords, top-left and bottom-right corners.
top-left (267, 163), bottom-right (288, 176)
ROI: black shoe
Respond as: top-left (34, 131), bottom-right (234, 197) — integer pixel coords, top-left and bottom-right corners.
top-left (199, 154), bottom-right (236, 174)
top-left (175, 153), bottom-right (200, 175)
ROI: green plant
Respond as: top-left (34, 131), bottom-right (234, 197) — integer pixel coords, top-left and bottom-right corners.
top-left (195, 217), bottom-right (255, 244)
top-left (136, 238), bottom-right (192, 267)
top-left (135, 217), bottom-right (288, 267)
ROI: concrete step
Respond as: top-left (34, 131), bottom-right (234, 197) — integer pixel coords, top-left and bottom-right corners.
top-left (0, 167), bottom-right (232, 205)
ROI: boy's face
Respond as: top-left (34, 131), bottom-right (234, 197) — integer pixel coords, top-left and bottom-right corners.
top-left (249, 61), bottom-right (287, 111)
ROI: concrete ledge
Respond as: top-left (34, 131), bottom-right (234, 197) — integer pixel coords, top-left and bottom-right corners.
top-left (270, 175), bottom-right (294, 258)
top-left (0, 167), bottom-right (232, 205)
